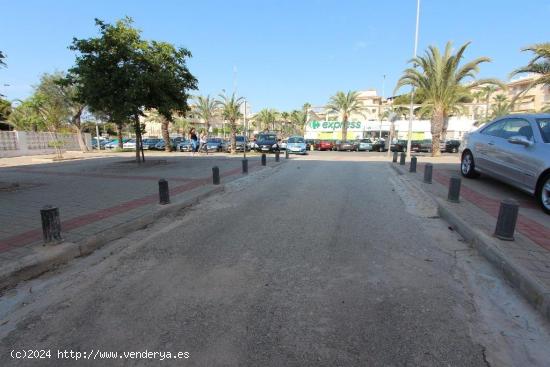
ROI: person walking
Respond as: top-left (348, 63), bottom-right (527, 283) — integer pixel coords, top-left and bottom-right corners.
top-left (199, 130), bottom-right (208, 155)
top-left (189, 128), bottom-right (198, 156)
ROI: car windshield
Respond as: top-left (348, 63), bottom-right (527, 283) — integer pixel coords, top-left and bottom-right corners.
top-left (536, 118), bottom-right (550, 143)
top-left (360, 139), bottom-right (371, 143)
top-left (236, 136), bottom-right (245, 142)
top-left (258, 134), bottom-right (276, 142)
top-left (287, 137), bottom-right (304, 143)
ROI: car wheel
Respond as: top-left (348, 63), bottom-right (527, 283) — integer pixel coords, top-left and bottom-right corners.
top-left (536, 173), bottom-right (550, 214)
top-left (461, 151), bottom-right (480, 178)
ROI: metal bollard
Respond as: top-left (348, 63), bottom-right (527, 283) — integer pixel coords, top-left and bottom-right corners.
top-left (410, 156), bottom-right (417, 173)
top-left (285, 150), bottom-right (289, 159)
top-left (392, 151), bottom-right (398, 163)
top-left (275, 151), bottom-right (280, 162)
top-left (423, 163), bottom-right (433, 184)
top-left (399, 152), bottom-right (406, 165)
top-left (242, 159), bottom-right (248, 174)
top-left (494, 199), bottom-right (519, 241)
top-left (158, 179), bottom-right (170, 205)
top-left (261, 153), bottom-right (266, 166)
top-left (447, 176), bottom-right (461, 203)
top-left (212, 166), bottom-right (220, 185)
top-left (40, 205), bottom-right (62, 244)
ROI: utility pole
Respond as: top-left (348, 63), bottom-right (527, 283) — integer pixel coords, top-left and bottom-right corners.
top-left (243, 99), bottom-right (247, 159)
top-left (406, 0), bottom-right (421, 159)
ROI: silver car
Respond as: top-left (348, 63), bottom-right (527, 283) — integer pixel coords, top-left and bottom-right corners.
top-left (286, 136), bottom-right (307, 155)
top-left (461, 114), bottom-right (550, 214)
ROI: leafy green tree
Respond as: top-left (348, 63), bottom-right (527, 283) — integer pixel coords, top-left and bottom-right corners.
top-left (68, 17), bottom-right (197, 160)
top-left (326, 91), bottom-right (363, 140)
top-left (7, 100), bottom-right (44, 131)
top-left (193, 95), bottom-right (217, 134)
top-left (0, 98), bottom-right (11, 122)
top-left (216, 92), bottom-right (244, 153)
top-left (396, 42), bottom-right (498, 156)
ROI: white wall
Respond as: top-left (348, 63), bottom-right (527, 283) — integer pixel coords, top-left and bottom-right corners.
top-left (0, 131), bottom-right (92, 158)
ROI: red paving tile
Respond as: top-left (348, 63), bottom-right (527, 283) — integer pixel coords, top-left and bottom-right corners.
top-left (0, 162), bottom-right (262, 253)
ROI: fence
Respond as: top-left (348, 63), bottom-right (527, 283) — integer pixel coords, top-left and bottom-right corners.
top-left (0, 131), bottom-right (92, 158)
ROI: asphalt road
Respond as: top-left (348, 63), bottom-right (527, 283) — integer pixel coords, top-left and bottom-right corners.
top-left (1, 153), bottom-right (549, 366)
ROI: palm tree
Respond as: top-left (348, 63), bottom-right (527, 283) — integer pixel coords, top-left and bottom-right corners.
top-left (491, 94), bottom-right (514, 118)
top-left (290, 110), bottom-right (307, 135)
top-left (326, 91), bottom-right (363, 140)
top-left (193, 95), bottom-right (217, 134)
top-left (395, 41), bottom-right (499, 156)
top-left (481, 85), bottom-right (499, 121)
top-left (253, 108), bottom-right (278, 132)
top-left (512, 43), bottom-right (550, 89)
top-left (216, 92), bottom-right (244, 153)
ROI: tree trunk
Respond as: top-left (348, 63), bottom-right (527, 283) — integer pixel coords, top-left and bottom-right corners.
top-left (76, 126), bottom-right (88, 152)
top-left (431, 109), bottom-right (444, 157)
top-left (441, 114), bottom-right (449, 142)
top-left (117, 124), bottom-right (123, 149)
top-left (341, 116), bottom-right (348, 141)
top-left (230, 120), bottom-right (237, 154)
top-left (161, 118), bottom-right (171, 152)
top-left (134, 115), bottom-right (143, 164)
top-left (205, 119), bottom-right (210, 135)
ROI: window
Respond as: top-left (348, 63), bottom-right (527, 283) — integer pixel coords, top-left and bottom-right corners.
top-left (481, 119), bottom-right (506, 138)
top-left (501, 119), bottom-right (533, 140)
top-left (536, 118), bottom-right (550, 143)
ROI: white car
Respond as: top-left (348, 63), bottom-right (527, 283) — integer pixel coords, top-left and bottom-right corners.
top-left (123, 139), bottom-right (137, 149)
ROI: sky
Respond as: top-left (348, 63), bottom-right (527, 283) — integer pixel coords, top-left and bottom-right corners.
top-left (1, 0), bottom-right (549, 112)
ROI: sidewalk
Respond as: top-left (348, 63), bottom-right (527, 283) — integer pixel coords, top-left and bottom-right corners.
top-left (0, 151), bottom-right (276, 288)
top-left (391, 153), bottom-right (550, 320)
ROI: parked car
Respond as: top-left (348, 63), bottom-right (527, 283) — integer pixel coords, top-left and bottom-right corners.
top-left (104, 139), bottom-right (129, 149)
top-left (123, 139), bottom-right (137, 149)
top-left (142, 138), bottom-right (161, 150)
top-left (91, 138), bottom-right (111, 149)
top-left (318, 140), bottom-right (334, 151)
top-left (286, 136), bottom-right (307, 155)
top-left (205, 138), bottom-right (223, 152)
top-left (155, 137), bottom-right (184, 150)
top-left (235, 135), bottom-right (249, 152)
top-left (419, 139), bottom-right (433, 152)
top-left (178, 140), bottom-right (193, 152)
top-left (442, 139), bottom-right (461, 153)
top-left (305, 139), bottom-right (317, 151)
top-left (371, 139), bottom-right (387, 152)
top-left (357, 139), bottom-right (373, 151)
top-left (461, 114), bottom-right (550, 214)
top-left (334, 140), bottom-right (357, 151)
top-left (280, 139), bottom-right (287, 150)
top-left (390, 140), bottom-right (407, 152)
top-left (255, 133), bottom-right (279, 153)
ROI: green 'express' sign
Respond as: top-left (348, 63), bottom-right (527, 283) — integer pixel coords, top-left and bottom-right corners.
top-left (310, 121), bottom-right (362, 129)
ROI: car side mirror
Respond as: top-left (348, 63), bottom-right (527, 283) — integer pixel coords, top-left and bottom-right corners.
top-left (508, 135), bottom-right (533, 147)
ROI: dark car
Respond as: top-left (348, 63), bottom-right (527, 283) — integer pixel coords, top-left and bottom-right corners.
top-left (443, 139), bottom-right (461, 153)
top-left (206, 138), bottom-right (223, 152)
top-left (305, 139), bottom-right (317, 151)
top-left (255, 133), bottom-right (279, 153)
top-left (390, 140), bottom-right (408, 152)
top-left (371, 139), bottom-right (387, 152)
top-left (335, 140), bottom-right (357, 151)
top-left (142, 138), bottom-right (161, 150)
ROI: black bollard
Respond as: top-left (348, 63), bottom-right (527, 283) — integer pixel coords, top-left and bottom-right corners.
top-left (399, 152), bottom-right (406, 165)
top-left (447, 176), bottom-right (461, 203)
top-left (423, 163), bottom-right (433, 184)
top-left (285, 149), bottom-right (289, 159)
top-left (158, 179), bottom-right (170, 205)
top-left (242, 159), bottom-right (248, 174)
top-left (392, 151), bottom-right (398, 163)
top-left (261, 153), bottom-right (266, 166)
top-left (212, 166), bottom-right (220, 185)
top-left (40, 205), bottom-right (62, 244)
top-left (275, 151), bottom-right (280, 162)
top-left (410, 156), bottom-right (417, 173)
top-left (494, 199), bottom-right (519, 241)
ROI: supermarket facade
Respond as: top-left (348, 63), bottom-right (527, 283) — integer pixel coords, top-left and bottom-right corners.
top-left (303, 118), bottom-right (477, 141)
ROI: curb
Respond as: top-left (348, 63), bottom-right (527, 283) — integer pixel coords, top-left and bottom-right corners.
top-left (437, 198), bottom-right (550, 321)
top-left (0, 185), bottom-right (224, 291)
top-left (390, 161), bottom-right (550, 321)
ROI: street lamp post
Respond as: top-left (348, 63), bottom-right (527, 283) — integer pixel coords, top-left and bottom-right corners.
top-left (243, 99), bottom-right (247, 159)
top-left (406, 0), bottom-right (421, 159)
